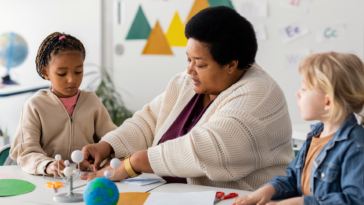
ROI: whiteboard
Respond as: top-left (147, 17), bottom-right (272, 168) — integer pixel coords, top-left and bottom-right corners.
top-left (112, 0), bottom-right (363, 125)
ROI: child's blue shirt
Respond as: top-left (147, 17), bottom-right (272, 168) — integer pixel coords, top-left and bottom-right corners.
top-left (266, 113), bottom-right (364, 205)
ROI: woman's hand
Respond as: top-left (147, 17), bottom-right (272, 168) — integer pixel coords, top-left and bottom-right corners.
top-left (80, 141), bottom-right (113, 171)
top-left (46, 160), bottom-right (66, 177)
top-left (80, 150), bottom-right (154, 181)
top-left (80, 160), bottom-right (130, 181)
top-left (232, 185), bottom-right (275, 205)
top-left (266, 197), bottom-right (303, 205)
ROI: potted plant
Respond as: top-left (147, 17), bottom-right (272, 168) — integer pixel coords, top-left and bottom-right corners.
top-left (86, 66), bottom-right (133, 126)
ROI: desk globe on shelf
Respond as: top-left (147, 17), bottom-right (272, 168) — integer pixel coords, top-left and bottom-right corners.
top-left (0, 32), bottom-right (28, 85)
top-left (83, 177), bottom-right (119, 205)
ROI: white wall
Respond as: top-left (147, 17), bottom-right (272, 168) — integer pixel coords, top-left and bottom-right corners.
top-left (111, 0), bottom-right (364, 125)
top-left (0, 0), bottom-right (102, 141)
top-left (245, 0), bottom-right (364, 125)
top-left (0, 0), bottom-right (102, 84)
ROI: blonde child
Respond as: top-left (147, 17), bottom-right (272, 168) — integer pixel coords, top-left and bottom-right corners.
top-left (233, 52), bottom-right (364, 205)
top-left (10, 32), bottom-right (117, 176)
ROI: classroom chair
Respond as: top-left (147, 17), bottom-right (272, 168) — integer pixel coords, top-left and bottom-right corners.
top-left (0, 144), bottom-right (16, 166)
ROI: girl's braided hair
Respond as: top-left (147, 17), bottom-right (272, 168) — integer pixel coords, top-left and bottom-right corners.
top-left (35, 32), bottom-right (86, 79)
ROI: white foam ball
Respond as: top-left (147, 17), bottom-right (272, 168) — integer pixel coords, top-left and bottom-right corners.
top-left (63, 167), bottom-right (74, 177)
top-left (110, 158), bottom-right (121, 169)
top-left (51, 166), bottom-right (56, 171)
top-left (64, 160), bottom-right (70, 166)
top-left (55, 154), bottom-right (61, 161)
top-left (71, 150), bottom-right (84, 163)
top-left (104, 170), bottom-right (111, 178)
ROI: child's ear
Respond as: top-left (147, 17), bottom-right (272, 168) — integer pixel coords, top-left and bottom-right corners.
top-left (41, 66), bottom-right (50, 80)
top-left (324, 94), bottom-right (332, 111)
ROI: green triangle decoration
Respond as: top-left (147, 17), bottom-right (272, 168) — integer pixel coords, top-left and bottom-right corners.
top-left (126, 5), bottom-right (151, 40)
top-left (207, 0), bottom-right (235, 10)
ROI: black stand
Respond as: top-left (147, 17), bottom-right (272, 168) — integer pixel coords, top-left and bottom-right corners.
top-left (2, 75), bottom-right (18, 85)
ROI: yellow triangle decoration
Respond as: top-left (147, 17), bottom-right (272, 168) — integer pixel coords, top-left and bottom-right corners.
top-left (142, 21), bottom-right (173, 55)
top-left (166, 12), bottom-right (188, 47)
top-left (186, 0), bottom-right (210, 24)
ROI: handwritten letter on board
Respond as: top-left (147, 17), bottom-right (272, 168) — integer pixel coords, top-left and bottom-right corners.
top-left (240, 1), bottom-right (268, 18)
top-left (285, 49), bottom-right (310, 69)
top-left (316, 24), bottom-right (346, 43)
top-left (278, 21), bottom-right (309, 43)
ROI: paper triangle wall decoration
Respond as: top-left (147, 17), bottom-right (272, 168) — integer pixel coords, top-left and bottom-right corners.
top-left (166, 12), bottom-right (188, 47)
top-left (186, 0), bottom-right (210, 24)
top-left (142, 21), bottom-right (173, 55)
top-left (126, 5), bottom-right (151, 40)
top-left (207, 0), bottom-right (235, 9)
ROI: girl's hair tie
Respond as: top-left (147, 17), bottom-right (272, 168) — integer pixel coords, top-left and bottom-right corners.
top-left (59, 36), bottom-right (66, 40)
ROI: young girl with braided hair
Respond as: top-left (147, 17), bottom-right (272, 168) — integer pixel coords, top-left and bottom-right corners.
top-left (10, 32), bottom-right (117, 176)
top-left (232, 52), bottom-right (364, 205)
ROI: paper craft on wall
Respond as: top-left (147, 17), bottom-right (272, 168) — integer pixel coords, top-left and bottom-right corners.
top-left (316, 24), bottom-right (346, 43)
top-left (240, 1), bottom-right (268, 18)
top-left (207, 0), bottom-right (235, 9)
top-left (126, 5), bottom-right (151, 40)
top-left (142, 21), bottom-right (173, 55)
top-left (166, 12), bottom-right (188, 47)
top-left (129, 0), bottom-right (239, 55)
top-left (186, 0), bottom-right (210, 23)
top-left (278, 21), bottom-right (309, 43)
top-left (254, 24), bottom-right (267, 40)
top-left (285, 49), bottom-right (310, 69)
top-left (280, 0), bottom-right (312, 13)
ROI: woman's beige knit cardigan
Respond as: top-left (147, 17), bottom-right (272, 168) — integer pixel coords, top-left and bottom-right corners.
top-left (101, 64), bottom-right (294, 191)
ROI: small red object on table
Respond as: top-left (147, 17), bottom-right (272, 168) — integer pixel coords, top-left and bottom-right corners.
top-left (214, 191), bottom-right (239, 204)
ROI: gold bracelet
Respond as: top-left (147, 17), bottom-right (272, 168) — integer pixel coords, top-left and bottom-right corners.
top-left (124, 155), bottom-right (141, 178)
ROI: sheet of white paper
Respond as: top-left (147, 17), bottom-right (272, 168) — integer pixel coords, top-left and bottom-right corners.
top-left (144, 191), bottom-right (216, 205)
top-left (254, 24), bottom-right (267, 40)
top-left (240, 1), bottom-right (268, 18)
top-left (316, 24), bottom-right (346, 43)
top-left (285, 49), bottom-right (310, 69)
top-left (278, 21), bottom-right (309, 43)
top-left (280, 0), bottom-right (312, 13)
top-left (121, 177), bottom-right (163, 186)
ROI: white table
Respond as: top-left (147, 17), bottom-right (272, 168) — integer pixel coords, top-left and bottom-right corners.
top-left (150, 183), bottom-right (253, 205)
top-left (0, 165), bottom-right (165, 205)
top-left (0, 165), bottom-right (258, 205)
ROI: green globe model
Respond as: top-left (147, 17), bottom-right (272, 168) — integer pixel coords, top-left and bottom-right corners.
top-left (83, 177), bottom-right (119, 205)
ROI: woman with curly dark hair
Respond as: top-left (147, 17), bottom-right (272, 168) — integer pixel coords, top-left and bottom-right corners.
top-left (80, 6), bottom-right (293, 191)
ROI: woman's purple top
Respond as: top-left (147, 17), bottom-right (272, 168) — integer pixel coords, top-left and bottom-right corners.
top-left (158, 94), bottom-right (215, 184)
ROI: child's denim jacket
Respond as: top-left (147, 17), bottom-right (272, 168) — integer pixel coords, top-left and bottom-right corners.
top-left (266, 114), bottom-right (364, 205)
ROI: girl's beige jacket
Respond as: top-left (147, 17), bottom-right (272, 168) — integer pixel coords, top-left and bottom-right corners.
top-left (10, 90), bottom-right (117, 175)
